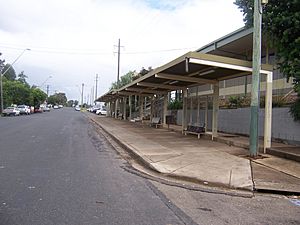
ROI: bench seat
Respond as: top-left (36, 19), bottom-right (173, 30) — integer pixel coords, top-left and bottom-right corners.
top-left (150, 117), bottom-right (162, 128)
top-left (184, 125), bottom-right (205, 139)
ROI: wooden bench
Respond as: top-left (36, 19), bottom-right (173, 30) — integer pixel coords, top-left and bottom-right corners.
top-left (150, 117), bottom-right (162, 128)
top-left (184, 125), bottom-right (205, 139)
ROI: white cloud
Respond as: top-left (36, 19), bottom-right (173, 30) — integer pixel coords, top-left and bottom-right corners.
top-left (0, 0), bottom-right (244, 100)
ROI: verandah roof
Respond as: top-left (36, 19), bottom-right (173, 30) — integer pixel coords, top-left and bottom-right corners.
top-left (98, 51), bottom-right (273, 101)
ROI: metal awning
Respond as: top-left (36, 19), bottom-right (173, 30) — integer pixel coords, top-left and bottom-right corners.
top-left (98, 51), bottom-right (273, 101)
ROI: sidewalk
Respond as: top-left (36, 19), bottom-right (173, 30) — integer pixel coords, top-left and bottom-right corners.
top-left (87, 114), bottom-right (300, 194)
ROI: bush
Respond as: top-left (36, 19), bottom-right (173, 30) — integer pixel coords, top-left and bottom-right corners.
top-left (228, 96), bottom-right (242, 108)
top-left (168, 99), bottom-right (183, 110)
top-left (290, 97), bottom-right (300, 121)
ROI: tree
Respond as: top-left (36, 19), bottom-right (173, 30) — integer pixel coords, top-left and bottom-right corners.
top-left (47, 92), bottom-right (67, 105)
top-left (30, 88), bottom-right (47, 107)
top-left (234, 0), bottom-right (300, 120)
top-left (2, 64), bottom-right (17, 80)
top-left (110, 71), bottom-right (135, 90)
top-left (132, 67), bottom-right (153, 81)
top-left (17, 71), bottom-right (29, 86)
top-left (2, 79), bottom-right (31, 107)
top-left (67, 100), bottom-right (79, 107)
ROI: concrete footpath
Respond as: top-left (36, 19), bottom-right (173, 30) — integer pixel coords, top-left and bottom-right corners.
top-left (87, 114), bottom-right (300, 194)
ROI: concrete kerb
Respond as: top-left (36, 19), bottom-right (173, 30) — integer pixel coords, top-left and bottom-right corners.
top-left (89, 117), bottom-right (158, 172)
top-left (88, 116), bottom-right (254, 192)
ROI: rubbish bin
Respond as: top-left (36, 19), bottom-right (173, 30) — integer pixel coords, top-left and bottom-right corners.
top-left (165, 115), bottom-right (174, 129)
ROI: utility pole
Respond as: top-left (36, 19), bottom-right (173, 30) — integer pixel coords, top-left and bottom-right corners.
top-left (92, 86), bottom-right (94, 105)
top-left (95, 74), bottom-right (98, 101)
top-left (81, 83), bottom-right (84, 109)
top-left (46, 85), bottom-right (50, 97)
top-left (117, 38), bottom-right (120, 84)
top-left (0, 56), bottom-right (4, 114)
top-left (249, 0), bottom-right (264, 157)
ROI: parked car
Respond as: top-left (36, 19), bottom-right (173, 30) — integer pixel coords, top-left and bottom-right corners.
top-left (53, 105), bottom-right (59, 109)
top-left (58, 105), bottom-right (63, 108)
top-left (2, 107), bottom-right (20, 116)
top-left (96, 108), bottom-right (107, 115)
top-left (34, 107), bottom-right (43, 113)
top-left (92, 107), bottom-right (100, 113)
top-left (75, 105), bottom-right (81, 111)
top-left (17, 105), bottom-right (31, 115)
top-left (43, 107), bottom-right (50, 112)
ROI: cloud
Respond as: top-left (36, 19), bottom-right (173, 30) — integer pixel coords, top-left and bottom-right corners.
top-left (0, 0), bottom-right (244, 100)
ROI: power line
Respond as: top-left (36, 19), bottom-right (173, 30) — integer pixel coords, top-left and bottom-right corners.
top-left (0, 44), bottom-right (197, 56)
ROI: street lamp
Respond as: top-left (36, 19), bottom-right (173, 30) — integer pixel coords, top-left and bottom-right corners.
top-left (0, 48), bottom-right (31, 114)
top-left (38, 75), bottom-right (52, 91)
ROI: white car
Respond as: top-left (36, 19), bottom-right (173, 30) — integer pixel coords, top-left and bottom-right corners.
top-left (53, 105), bottom-right (59, 109)
top-left (75, 106), bottom-right (81, 111)
top-left (96, 109), bottom-right (107, 115)
top-left (17, 105), bottom-right (31, 115)
top-left (2, 107), bottom-right (20, 116)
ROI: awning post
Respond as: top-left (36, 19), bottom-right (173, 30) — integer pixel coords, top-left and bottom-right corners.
top-left (115, 99), bottom-right (118, 119)
top-left (264, 72), bottom-right (273, 152)
top-left (139, 95), bottom-right (143, 119)
top-left (212, 83), bottom-right (219, 140)
top-left (163, 93), bottom-right (168, 126)
top-left (123, 97), bottom-right (127, 120)
top-left (129, 95), bottom-right (132, 119)
top-left (182, 88), bottom-right (188, 132)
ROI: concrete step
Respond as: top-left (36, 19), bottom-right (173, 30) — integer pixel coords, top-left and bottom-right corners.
top-left (266, 147), bottom-right (300, 163)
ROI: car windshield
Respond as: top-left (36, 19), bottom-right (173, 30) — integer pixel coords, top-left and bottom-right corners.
top-left (17, 105), bottom-right (25, 108)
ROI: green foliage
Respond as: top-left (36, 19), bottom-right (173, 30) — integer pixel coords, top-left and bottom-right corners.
top-left (2, 79), bottom-right (31, 107)
top-left (2, 64), bottom-right (16, 80)
top-left (30, 88), bottom-right (47, 107)
top-left (17, 71), bottom-right (29, 86)
top-left (47, 93), bottom-right (67, 106)
top-left (110, 71), bottom-right (135, 90)
top-left (228, 96), bottom-right (243, 108)
top-left (234, 0), bottom-right (300, 119)
top-left (290, 97), bottom-right (300, 121)
top-left (132, 67), bottom-right (153, 81)
top-left (0, 59), bottom-right (52, 111)
top-left (168, 99), bottom-right (183, 110)
top-left (67, 100), bottom-right (79, 107)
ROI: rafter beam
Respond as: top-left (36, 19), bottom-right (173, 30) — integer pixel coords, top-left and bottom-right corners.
top-left (126, 87), bottom-right (167, 94)
top-left (137, 82), bottom-right (183, 90)
top-left (118, 91), bottom-right (151, 97)
top-left (155, 73), bottom-right (217, 84)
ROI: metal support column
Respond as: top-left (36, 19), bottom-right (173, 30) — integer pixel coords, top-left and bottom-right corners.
top-left (163, 93), bottom-right (168, 126)
top-left (150, 96), bottom-right (154, 122)
top-left (115, 99), bottom-right (118, 119)
top-left (212, 83), bottom-right (219, 140)
top-left (123, 97), bottom-right (127, 120)
top-left (139, 95), bottom-right (143, 119)
top-left (182, 88), bottom-right (188, 132)
top-left (205, 96), bottom-right (208, 130)
top-left (264, 72), bottom-right (273, 152)
top-left (197, 87), bottom-right (200, 125)
top-left (129, 95), bottom-right (132, 119)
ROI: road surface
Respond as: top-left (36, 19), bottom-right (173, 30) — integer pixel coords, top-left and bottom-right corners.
top-left (0, 108), bottom-right (194, 225)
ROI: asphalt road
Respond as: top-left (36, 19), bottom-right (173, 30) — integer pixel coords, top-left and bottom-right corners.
top-left (0, 108), bottom-right (195, 225)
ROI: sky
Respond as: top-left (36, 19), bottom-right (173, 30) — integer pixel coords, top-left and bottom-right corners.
top-left (0, 0), bottom-right (245, 102)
